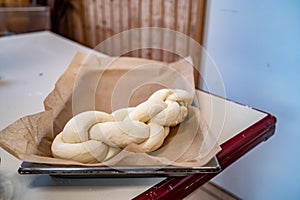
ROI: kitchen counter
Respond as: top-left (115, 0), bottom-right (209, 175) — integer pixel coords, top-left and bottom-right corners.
top-left (0, 31), bottom-right (276, 199)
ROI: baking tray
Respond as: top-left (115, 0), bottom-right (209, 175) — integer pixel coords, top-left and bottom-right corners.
top-left (18, 156), bottom-right (221, 177)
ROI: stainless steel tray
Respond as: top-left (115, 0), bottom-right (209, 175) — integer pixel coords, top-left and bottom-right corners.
top-left (18, 157), bottom-right (221, 177)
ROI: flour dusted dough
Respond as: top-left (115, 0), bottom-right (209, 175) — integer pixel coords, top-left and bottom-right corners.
top-left (51, 89), bottom-right (193, 163)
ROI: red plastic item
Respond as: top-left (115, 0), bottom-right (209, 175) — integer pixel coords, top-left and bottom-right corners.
top-left (134, 114), bottom-right (276, 200)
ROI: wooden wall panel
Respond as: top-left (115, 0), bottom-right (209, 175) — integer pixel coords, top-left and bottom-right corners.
top-left (65, 0), bottom-right (205, 51)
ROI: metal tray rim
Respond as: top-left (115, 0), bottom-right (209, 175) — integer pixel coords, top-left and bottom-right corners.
top-left (18, 156), bottom-right (221, 177)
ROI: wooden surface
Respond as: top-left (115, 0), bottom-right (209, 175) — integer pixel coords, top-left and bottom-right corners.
top-left (0, 2), bottom-right (50, 36)
top-left (0, 0), bottom-right (31, 6)
top-left (63, 0), bottom-right (206, 53)
top-left (184, 182), bottom-right (240, 200)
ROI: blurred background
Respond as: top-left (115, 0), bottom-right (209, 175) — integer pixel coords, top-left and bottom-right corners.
top-left (1, 0), bottom-right (299, 199)
top-left (0, 0), bottom-right (50, 36)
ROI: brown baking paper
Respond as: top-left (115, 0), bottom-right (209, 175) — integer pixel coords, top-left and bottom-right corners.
top-left (0, 52), bottom-right (221, 167)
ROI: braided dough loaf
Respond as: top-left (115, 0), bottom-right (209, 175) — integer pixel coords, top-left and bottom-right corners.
top-left (51, 89), bottom-right (193, 163)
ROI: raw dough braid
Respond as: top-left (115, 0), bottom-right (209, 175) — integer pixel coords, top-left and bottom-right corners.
top-left (51, 89), bottom-right (193, 163)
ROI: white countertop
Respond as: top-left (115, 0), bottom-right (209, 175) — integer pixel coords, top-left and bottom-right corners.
top-left (0, 31), bottom-right (164, 200)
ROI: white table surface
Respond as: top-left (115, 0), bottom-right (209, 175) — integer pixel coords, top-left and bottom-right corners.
top-left (0, 31), bottom-right (267, 199)
top-left (0, 31), bottom-right (165, 200)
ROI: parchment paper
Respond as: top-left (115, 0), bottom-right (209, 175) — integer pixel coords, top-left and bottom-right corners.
top-left (0, 52), bottom-right (221, 167)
